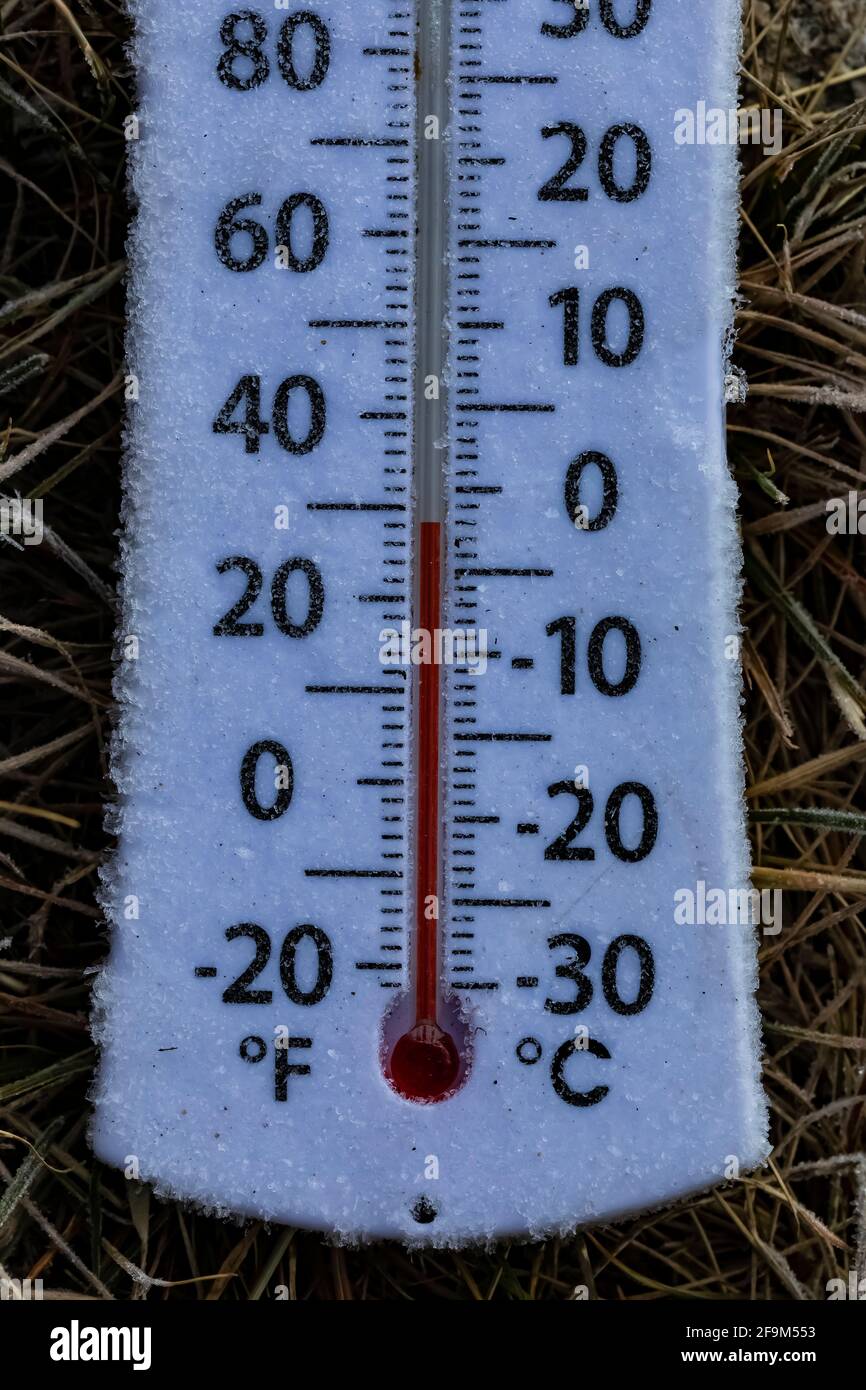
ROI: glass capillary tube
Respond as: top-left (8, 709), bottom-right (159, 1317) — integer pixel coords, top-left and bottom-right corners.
top-left (386, 0), bottom-right (461, 1101)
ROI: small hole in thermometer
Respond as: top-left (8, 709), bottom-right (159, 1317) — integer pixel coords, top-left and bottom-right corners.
top-left (411, 1195), bottom-right (438, 1225)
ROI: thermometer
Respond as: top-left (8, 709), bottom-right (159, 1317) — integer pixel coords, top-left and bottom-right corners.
top-left (94, 0), bottom-right (767, 1243)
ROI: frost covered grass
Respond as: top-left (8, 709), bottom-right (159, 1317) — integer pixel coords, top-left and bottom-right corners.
top-left (1, 0), bottom-right (865, 1299)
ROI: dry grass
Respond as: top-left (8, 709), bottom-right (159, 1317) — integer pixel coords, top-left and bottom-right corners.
top-left (0, 0), bottom-right (865, 1300)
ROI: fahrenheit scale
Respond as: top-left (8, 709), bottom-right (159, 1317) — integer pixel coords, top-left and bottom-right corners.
top-left (94, 0), bottom-right (767, 1243)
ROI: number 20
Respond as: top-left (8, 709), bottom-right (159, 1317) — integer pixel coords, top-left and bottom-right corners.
top-left (223, 921), bottom-right (333, 1006)
top-left (545, 780), bottom-right (658, 863)
top-left (539, 123), bottom-right (651, 204)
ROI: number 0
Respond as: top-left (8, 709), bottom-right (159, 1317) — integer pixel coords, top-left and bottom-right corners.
top-left (240, 739), bottom-right (294, 820)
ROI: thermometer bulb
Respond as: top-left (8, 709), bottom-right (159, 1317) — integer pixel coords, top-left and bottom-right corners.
top-left (387, 1020), bottom-right (461, 1104)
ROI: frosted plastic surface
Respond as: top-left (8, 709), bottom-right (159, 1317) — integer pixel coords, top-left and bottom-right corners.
top-left (92, 0), bottom-right (768, 1244)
